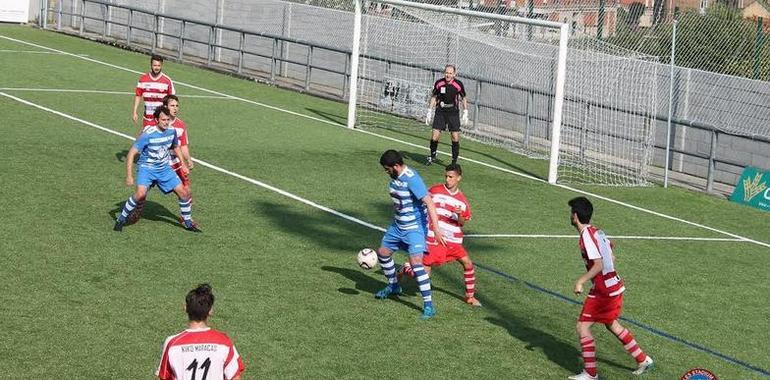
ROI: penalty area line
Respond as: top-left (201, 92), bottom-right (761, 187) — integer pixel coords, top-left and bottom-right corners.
top-left (0, 87), bottom-right (232, 99)
top-left (465, 234), bottom-right (746, 242)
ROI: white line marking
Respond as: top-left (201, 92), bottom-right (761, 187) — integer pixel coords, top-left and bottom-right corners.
top-left (0, 49), bottom-right (85, 56)
top-left (0, 91), bottom-right (386, 233)
top-left (0, 91), bottom-right (746, 244)
top-left (465, 234), bottom-right (745, 241)
top-left (2, 34), bottom-right (768, 249)
top-left (0, 87), bottom-right (232, 99)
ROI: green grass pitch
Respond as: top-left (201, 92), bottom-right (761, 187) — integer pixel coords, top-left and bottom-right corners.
top-left (1, 25), bottom-right (769, 379)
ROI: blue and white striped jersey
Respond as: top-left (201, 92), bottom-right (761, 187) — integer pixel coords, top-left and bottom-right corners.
top-left (134, 126), bottom-right (178, 170)
top-left (389, 166), bottom-right (429, 230)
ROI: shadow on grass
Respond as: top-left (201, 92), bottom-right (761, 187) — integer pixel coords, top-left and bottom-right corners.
top-left (321, 265), bottom-right (422, 313)
top-left (479, 292), bottom-right (634, 374)
top-left (109, 199), bottom-right (182, 229)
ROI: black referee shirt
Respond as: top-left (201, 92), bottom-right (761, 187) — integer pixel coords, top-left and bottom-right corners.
top-left (432, 78), bottom-right (466, 111)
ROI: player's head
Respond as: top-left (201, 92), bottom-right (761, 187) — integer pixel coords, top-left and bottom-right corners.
top-left (444, 64), bottom-right (456, 82)
top-left (153, 105), bottom-right (172, 129)
top-left (380, 149), bottom-right (404, 179)
top-left (444, 163), bottom-right (462, 190)
top-left (568, 196), bottom-right (593, 226)
top-left (163, 94), bottom-right (179, 117)
top-left (185, 283), bottom-right (215, 322)
top-left (150, 54), bottom-right (164, 75)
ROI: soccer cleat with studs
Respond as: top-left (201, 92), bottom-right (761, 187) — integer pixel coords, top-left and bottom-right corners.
top-left (113, 219), bottom-right (126, 232)
top-left (374, 284), bottom-right (402, 299)
top-left (568, 370), bottom-right (598, 380)
top-left (183, 220), bottom-right (202, 233)
top-left (465, 296), bottom-right (482, 307)
top-left (420, 305), bottom-right (436, 320)
top-left (632, 356), bottom-right (654, 375)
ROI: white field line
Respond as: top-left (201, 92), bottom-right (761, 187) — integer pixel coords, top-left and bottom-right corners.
top-left (4, 90), bottom-right (745, 244)
top-left (465, 234), bottom-right (745, 241)
top-left (0, 91), bottom-right (387, 233)
top-left (0, 87), bottom-right (232, 99)
top-left (0, 49), bottom-right (85, 56)
top-left (2, 34), bottom-right (768, 249)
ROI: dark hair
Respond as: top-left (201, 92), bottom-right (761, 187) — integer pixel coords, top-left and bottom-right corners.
top-left (185, 283), bottom-right (214, 321)
top-left (380, 149), bottom-right (403, 167)
top-left (445, 163), bottom-right (462, 176)
top-left (150, 54), bottom-right (164, 64)
top-left (153, 105), bottom-right (171, 119)
top-left (162, 94), bottom-right (179, 106)
top-left (568, 196), bottom-right (593, 224)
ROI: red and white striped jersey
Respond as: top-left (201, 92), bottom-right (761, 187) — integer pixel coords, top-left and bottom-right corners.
top-left (426, 184), bottom-right (472, 245)
top-left (579, 225), bottom-right (625, 297)
top-left (136, 72), bottom-right (175, 119)
top-left (156, 327), bottom-right (245, 380)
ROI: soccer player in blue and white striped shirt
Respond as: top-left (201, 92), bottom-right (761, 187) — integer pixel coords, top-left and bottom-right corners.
top-left (375, 150), bottom-right (445, 319)
top-left (113, 106), bottom-right (200, 232)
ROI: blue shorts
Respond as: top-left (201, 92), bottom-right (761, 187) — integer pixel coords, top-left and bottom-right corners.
top-left (136, 166), bottom-right (181, 194)
top-left (380, 223), bottom-right (427, 256)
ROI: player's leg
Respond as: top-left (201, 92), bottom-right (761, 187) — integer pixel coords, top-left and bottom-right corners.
top-left (114, 185), bottom-right (148, 231)
top-left (375, 226), bottom-right (402, 298)
top-left (605, 319), bottom-right (654, 374)
top-left (456, 253), bottom-right (481, 307)
top-left (569, 320), bottom-right (598, 380)
top-left (448, 113), bottom-right (461, 164)
top-left (428, 113), bottom-right (445, 164)
top-left (404, 230), bottom-right (434, 319)
top-left (171, 183), bottom-right (200, 232)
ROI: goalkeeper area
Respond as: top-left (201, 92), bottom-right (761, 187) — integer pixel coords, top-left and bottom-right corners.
top-left (2, 25), bottom-right (770, 379)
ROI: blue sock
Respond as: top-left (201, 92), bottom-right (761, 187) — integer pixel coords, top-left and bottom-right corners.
top-left (118, 196), bottom-right (138, 222)
top-left (412, 264), bottom-right (433, 308)
top-left (179, 197), bottom-right (192, 224)
top-left (378, 254), bottom-right (397, 285)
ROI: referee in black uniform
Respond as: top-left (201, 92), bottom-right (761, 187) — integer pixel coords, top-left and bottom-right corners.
top-left (425, 64), bottom-right (469, 165)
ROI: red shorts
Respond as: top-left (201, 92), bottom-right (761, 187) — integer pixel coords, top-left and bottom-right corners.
top-left (173, 166), bottom-right (190, 187)
top-left (423, 243), bottom-right (468, 267)
top-left (579, 293), bottom-right (624, 324)
top-left (142, 116), bottom-right (155, 128)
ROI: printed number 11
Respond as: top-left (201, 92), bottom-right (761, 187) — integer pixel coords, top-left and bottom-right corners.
top-left (186, 357), bottom-right (211, 380)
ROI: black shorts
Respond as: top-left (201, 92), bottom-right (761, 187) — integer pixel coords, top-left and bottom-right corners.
top-left (432, 110), bottom-right (461, 132)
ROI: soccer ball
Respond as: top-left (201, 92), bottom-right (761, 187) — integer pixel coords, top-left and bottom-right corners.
top-left (357, 248), bottom-right (378, 270)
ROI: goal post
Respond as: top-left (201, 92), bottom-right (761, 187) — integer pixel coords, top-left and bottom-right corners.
top-left (346, 0), bottom-right (657, 186)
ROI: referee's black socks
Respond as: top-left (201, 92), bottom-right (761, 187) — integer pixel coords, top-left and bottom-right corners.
top-left (429, 140), bottom-right (439, 158)
top-left (451, 141), bottom-right (460, 164)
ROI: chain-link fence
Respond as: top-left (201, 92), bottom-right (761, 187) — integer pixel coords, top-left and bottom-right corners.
top-left (41, 0), bottom-right (770, 191)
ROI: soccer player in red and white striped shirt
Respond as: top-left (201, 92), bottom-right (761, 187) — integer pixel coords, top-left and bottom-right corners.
top-left (567, 197), bottom-right (654, 380)
top-left (133, 54), bottom-right (175, 128)
top-left (400, 163), bottom-right (481, 307)
top-left (156, 284), bottom-right (245, 380)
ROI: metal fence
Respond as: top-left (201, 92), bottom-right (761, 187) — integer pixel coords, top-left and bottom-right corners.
top-left (38, 0), bottom-right (770, 192)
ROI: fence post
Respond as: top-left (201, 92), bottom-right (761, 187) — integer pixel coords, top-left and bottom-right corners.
top-left (207, 25), bottom-right (214, 66)
top-left (271, 38), bottom-right (278, 82)
top-left (524, 89), bottom-right (533, 148)
top-left (237, 32), bottom-right (245, 74)
top-left (707, 129), bottom-right (717, 192)
top-left (177, 20), bottom-right (185, 60)
top-left (472, 81), bottom-right (481, 130)
top-left (41, 0), bottom-right (48, 29)
top-left (151, 14), bottom-right (158, 53)
top-left (102, 3), bottom-right (107, 38)
top-left (753, 17), bottom-right (764, 79)
top-left (127, 9), bottom-right (132, 46)
top-left (342, 53), bottom-right (350, 99)
top-left (305, 46), bottom-right (313, 91)
top-left (56, 0), bottom-right (62, 30)
top-left (79, 0), bottom-right (85, 35)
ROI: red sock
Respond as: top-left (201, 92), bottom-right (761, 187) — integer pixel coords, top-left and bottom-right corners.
top-left (580, 336), bottom-right (597, 377)
top-left (615, 328), bottom-right (647, 363)
top-left (464, 265), bottom-right (476, 298)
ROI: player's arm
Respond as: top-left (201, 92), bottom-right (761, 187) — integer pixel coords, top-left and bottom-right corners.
top-left (574, 258), bottom-right (603, 295)
top-left (125, 146), bottom-right (139, 186)
top-left (422, 195), bottom-right (446, 246)
top-left (173, 145), bottom-right (189, 174)
top-left (132, 95), bottom-right (142, 124)
top-left (180, 145), bottom-right (193, 169)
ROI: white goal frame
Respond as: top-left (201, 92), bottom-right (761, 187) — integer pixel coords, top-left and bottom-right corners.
top-left (346, 0), bottom-right (569, 184)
